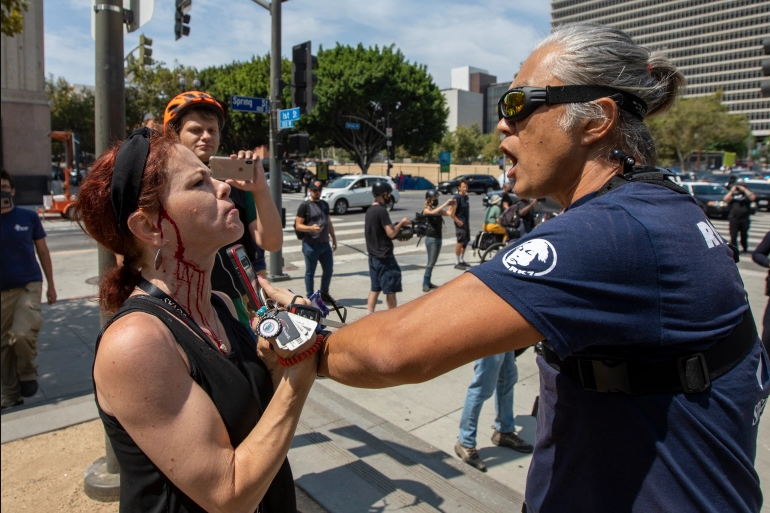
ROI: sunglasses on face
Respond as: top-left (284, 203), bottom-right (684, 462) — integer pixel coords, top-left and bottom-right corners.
top-left (497, 85), bottom-right (647, 122)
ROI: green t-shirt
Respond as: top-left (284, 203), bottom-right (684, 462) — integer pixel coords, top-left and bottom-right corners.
top-left (484, 205), bottom-right (501, 224)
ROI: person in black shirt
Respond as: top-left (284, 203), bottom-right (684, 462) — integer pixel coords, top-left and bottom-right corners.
top-left (449, 179), bottom-right (471, 269)
top-left (421, 190), bottom-right (455, 292)
top-left (723, 183), bottom-right (756, 253)
top-left (515, 197), bottom-right (539, 235)
top-left (295, 181), bottom-right (337, 297)
top-left (365, 181), bottom-right (411, 313)
top-left (500, 181), bottom-right (515, 210)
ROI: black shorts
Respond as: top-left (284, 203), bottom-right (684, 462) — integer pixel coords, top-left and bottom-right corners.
top-left (455, 225), bottom-right (470, 244)
top-left (368, 255), bottom-right (402, 295)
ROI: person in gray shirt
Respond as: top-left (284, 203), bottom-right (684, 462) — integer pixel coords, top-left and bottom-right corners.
top-left (295, 181), bottom-right (337, 296)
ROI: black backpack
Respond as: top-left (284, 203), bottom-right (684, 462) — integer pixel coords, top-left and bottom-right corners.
top-left (499, 205), bottom-right (521, 228)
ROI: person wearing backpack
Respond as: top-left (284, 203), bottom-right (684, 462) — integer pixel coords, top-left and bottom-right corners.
top-left (295, 181), bottom-right (337, 297)
top-left (483, 194), bottom-right (507, 235)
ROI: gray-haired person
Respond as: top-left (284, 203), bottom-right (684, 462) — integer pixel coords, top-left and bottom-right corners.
top-left (265, 22), bottom-right (767, 512)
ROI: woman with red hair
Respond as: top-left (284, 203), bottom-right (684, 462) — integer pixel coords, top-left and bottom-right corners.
top-left (75, 128), bottom-right (319, 512)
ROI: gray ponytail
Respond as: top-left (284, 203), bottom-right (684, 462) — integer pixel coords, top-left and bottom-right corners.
top-left (538, 23), bottom-right (686, 165)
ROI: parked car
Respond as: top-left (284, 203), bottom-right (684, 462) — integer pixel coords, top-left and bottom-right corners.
top-left (319, 175), bottom-right (399, 214)
top-left (265, 172), bottom-right (302, 193)
top-left (438, 174), bottom-right (501, 195)
top-left (680, 182), bottom-right (731, 219)
top-left (743, 180), bottom-right (770, 211)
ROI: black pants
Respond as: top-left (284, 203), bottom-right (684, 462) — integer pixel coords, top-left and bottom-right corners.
top-left (729, 217), bottom-right (750, 251)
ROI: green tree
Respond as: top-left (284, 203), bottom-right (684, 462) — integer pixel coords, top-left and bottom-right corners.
top-left (45, 75), bottom-right (95, 156)
top-left (124, 57), bottom-right (198, 131)
top-left (454, 123), bottom-right (484, 162)
top-left (647, 90), bottom-right (751, 170)
top-left (481, 131), bottom-right (503, 164)
top-left (1, 0), bottom-right (27, 37)
top-left (303, 43), bottom-right (447, 173)
top-left (198, 54), bottom-right (292, 155)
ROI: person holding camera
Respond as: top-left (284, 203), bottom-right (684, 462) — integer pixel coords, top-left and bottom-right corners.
top-left (164, 91), bottom-right (282, 327)
top-left (421, 190), bottom-right (454, 292)
top-left (297, 23), bottom-right (766, 512)
top-left (1, 170), bottom-right (56, 410)
top-left (365, 181), bottom-right (410, 313)
top-left (295, 181), bottom-right (337, 297)
top-left (723, 183), bottom-right (756, 254)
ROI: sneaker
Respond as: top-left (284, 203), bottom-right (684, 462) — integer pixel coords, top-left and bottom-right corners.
top-left (460, 262), bottom-right (472, 268)
top-left (20, 380), bottom-right (38, 398)
top-left (428, 283), bottom-right (440, 290)
top-left (455, 441), bottom-right (487, 472)
top-left (491, 428), bottom-right (533, 453)
top-left (422, 285), bottom-right (431, 292)
top-left (454, 264), bottom-right (467, 270)
top-left (1, 399), bottom-right (24, 410)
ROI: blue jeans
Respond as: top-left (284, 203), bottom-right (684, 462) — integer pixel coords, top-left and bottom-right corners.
top-left (458, 352), bottom-right (518, 448)
top-left (423, 236), bottom-right (442, 287)
top-left (302, 241), bottom-right (333, 297)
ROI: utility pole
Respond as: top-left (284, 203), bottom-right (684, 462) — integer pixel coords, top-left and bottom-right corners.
top-left (252, 0), bottom-right (288, 279)
top-left (84, 0), bottom-right (124, 502)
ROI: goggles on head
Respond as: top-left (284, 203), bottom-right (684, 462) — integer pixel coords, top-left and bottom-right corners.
top-left (497, 85), bottom-right (647, 123)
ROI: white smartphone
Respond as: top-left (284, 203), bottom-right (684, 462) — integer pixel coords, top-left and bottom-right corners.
top-left (209, 156), bottom-right (254, 181)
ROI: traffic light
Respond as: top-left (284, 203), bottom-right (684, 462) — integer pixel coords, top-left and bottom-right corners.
top-left (288, 133), bottom-right (310, 157)
top-left (138, 33), bottom-right (153, 66)
top-left (762, 38), bottom-right (770, 98)
top-left (292, 41), bottom-right (318, 115)
top-left (175, 0), bottom-right (191, 41)
top-left (388, 145), bottom-right (396, 162)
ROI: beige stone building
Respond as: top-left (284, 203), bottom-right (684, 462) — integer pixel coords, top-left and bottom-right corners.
top-left (1, 0), bottom-right (50, 204)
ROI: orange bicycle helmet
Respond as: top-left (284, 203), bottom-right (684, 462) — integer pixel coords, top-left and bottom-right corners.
top-left (163, 91), bottom-right (227, 128)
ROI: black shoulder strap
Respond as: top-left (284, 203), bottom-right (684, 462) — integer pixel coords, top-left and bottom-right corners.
top-left (596, 167), bottom-right (689, 198)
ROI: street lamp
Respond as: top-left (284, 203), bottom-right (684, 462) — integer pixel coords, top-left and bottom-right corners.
top-left (179, 76), bottom-right (187, 91)
top-left (193, 78), bottom-right (200, 89)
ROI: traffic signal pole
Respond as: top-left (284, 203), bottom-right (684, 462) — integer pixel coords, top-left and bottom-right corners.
top-left (85, 0), bottom-right (125, 501)
top-left (253, 0), bottom-right (289, 279)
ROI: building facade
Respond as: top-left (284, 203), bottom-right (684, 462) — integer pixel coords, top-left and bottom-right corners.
top-left (1, 0), bottom-right (50, 204)
top-left (443, 66), bottom-right (498, 133)
top-left (551, 0), bottom-right (770, 138)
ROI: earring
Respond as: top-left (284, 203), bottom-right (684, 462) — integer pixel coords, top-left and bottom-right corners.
top-left (154, 247), bottom-right (162, 270)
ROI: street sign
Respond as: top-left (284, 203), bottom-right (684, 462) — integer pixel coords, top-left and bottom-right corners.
top-left (231, 95), bottom-right (270, 114)
top-left (439, 151), bottom-right (451, 173)
top-left (345, 122), bottom-right (360, 130)
top-left (92, 0), bottom-right (155, 39)
top-left (279, 107), bottom-right (301, 129)
top-left (386, 127), bottom-right (393, 137)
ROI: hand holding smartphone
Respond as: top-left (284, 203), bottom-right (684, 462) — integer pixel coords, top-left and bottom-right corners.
top-left (210, 156), bottom-right (255, 181)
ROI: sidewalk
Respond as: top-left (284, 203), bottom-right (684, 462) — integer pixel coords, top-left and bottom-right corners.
top-left (2, 241), bottom-right (769, 511)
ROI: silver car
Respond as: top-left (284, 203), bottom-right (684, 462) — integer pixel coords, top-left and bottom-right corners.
top-left (319, 175), bottom-right (400, 215)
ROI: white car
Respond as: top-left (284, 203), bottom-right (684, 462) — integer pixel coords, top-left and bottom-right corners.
top-left (319, 174), bottom-right (400, 215)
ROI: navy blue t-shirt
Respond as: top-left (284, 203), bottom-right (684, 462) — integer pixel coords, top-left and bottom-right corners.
top-left (1, 207), bottom-right (45, 291)
top-left (470, 182), bottom-right (769, 512)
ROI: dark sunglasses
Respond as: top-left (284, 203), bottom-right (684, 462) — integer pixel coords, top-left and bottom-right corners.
top-left (497, 85), bottom-right (647, 122)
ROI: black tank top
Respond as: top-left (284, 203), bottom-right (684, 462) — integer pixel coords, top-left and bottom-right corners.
top-left (93, 294), bottom-right (295, 513)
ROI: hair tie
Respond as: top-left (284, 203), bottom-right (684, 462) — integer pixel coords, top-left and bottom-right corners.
top-left (111, 127), bottom-right (152, 235)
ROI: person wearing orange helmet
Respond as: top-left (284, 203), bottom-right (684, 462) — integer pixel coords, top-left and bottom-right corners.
top-left (164, 91), bottom-right (282, 326)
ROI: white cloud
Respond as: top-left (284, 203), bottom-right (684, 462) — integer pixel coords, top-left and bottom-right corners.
top-left (44, 0), bottom-right (551, 88)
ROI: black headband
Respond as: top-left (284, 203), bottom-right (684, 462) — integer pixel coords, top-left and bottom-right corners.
top-left (111, 127), bottom-right (152, 236)
top-left (547, 85), bottom-right (648, 121)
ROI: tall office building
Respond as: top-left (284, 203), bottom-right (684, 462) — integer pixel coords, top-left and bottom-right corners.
top-left (551, 0), bottom-right (770, 139)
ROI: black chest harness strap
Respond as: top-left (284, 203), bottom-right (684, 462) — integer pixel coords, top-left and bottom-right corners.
top-left (542, 311), bottom-right (757, 394)
top-left (541, 169), bottom-right (758, 394)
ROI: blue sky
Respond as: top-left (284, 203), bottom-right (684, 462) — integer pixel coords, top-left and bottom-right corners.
top-left (45, 0), bottom-right (551, 90)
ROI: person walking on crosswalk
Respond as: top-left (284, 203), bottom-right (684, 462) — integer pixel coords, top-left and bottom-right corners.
top-left (295, 181), bottom-right (337, 297)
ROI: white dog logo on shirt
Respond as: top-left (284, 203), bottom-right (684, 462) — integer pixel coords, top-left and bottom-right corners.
top-left (503, 239), bottom-right (557, 276)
